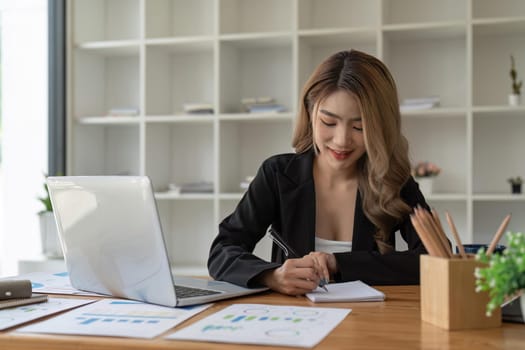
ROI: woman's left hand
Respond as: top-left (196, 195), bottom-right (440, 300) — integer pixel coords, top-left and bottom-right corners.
top-left (308, 251), bottom-right (338, 283)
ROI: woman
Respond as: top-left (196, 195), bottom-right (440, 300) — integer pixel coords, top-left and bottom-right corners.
top-left (208, 49), bottom-right (429, 295)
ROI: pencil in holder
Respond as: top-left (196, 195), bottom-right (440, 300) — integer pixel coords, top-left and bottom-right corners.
top-left (420, 255), bottom-right (501, 330)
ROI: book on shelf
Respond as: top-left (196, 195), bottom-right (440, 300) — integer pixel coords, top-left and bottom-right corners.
top-left (247, 104), bottom-right (286, 113)
top-left (241, 96), bottom-right (286, 114)
top-left (107, 107), bottom-right (140, 117)
top-left (400, 96), bottom-right (440, 112)
top-left (166, 182), bottom-right (214, 195)
top-left (183, 103), bottom-right (214, 115)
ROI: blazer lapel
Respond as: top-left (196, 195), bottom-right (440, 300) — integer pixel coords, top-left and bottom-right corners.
top-left (277, 151), bottom-right (316, 257)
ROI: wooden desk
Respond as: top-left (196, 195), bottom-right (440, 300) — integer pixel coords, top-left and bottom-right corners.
top-left (1, 286), bottom-right (523, 350)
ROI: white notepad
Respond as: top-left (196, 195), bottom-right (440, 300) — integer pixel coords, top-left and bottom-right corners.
top-left (306, 280), bottom-right (385, 303)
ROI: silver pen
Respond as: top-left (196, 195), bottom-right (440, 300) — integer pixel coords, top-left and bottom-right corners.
top-left (267, 227), bottom-right (329, 292)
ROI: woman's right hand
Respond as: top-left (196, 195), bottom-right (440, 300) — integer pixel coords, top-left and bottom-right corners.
top-left (258, 255), bottom-right (321, 296)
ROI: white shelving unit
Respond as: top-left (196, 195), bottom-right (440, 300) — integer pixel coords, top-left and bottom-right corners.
top-left (65, 0), bottom-right (525, 275)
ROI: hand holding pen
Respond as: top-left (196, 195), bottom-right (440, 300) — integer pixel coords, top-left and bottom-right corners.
top-left (268, 227), bottom-right (329, 292)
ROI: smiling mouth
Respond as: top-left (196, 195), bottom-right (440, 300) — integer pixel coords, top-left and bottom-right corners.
top-left (328, 148), bottom-right (351, 160)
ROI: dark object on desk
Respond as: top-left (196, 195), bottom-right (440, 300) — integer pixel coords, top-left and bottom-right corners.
top-left (457, 244), bottom-right (506, 255)
top-left (0, 294), bottom-right (48, 310)
top-left (0, 279), bottom-right (32, 300)
top-left (502, 295), bottom-right (525, 323)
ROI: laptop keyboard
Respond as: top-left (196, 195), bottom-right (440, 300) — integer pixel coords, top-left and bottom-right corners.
top-left (174, 284), bottom-right (222, 299)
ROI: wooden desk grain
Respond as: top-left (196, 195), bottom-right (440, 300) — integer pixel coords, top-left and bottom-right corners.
top-left (1, 286), bottom-right (523, 350)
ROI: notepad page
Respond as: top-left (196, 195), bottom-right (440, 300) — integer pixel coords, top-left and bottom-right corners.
top-left (306, 280), bottom-right (385, 303)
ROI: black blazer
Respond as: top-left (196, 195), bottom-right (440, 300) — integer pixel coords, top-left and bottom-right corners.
top-left (208, 151), bottom-right (429, 287)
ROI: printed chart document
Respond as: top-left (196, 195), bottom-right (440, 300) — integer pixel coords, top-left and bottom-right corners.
top-left (167, 303), bottom-right (351, 348)
top-left (0, 271), bottom-right (100, 296)
top-left (0, 298), bottom-right (94, 330)
top-left (17, 299), bottom-right (211, 339)
top-left (306, 280), bottom-right (385, 303)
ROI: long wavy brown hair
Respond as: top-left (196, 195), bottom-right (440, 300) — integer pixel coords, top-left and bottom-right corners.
top-left (292, 49), bottom-right (411, 253)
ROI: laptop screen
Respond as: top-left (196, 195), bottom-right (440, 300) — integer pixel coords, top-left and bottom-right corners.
top-left (47, 176), bottom-right (177, 306)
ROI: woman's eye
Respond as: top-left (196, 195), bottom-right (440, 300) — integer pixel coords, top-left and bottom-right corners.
top-left (321, 119), bottom-right (336, 127)
top-left (353, 126), bottom-right (363, 131)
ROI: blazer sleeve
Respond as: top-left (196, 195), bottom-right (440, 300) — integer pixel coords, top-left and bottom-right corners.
top-left (332, 177), bottom-right (432, 285)
top-left (207, 159), bottom-right (281, 288)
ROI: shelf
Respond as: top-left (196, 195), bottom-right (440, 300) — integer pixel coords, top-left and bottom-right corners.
top-left (145, 37), bottom-right (215, 53)
top-left (382, 22), bottom-right (466, 40)
top-left (473, 194), bottom-right (525, 201)
top-left (401, 107), bottom-right (466, 118)
top-left (426, 194), bottom-right (468, 201)
top-left (146, 115), bottom-right (215, 123)
top-left (75, 40), bottom-right (141, 55)
top-left (298, 29), bottom-right (377, 46)
top-left (218, 113), bottom-right (293, 122)
top-left (473, 105), bottom-right (525, 115)
top-left (155, 192), bottom-right (215, 200)
top-left (64, 0), bottom-right (525, 275)
top-left (219, 32), bottom-right (292, 48)
top-left (76, 116), bottom-right (141, 125)
top-left (473, 17), bottom-right (525, 35)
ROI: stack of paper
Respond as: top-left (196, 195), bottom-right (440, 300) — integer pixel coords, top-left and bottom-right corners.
top-left (306, 280), bottom-right (385, 303)
top-left (107, 107), bottom-right (139, 116)
top-left (241, 97), bottom-right (286, 113)
top-left (400, 96), bottom-right (440, 112)
top-left (183, 103), bottom-right (214, 114)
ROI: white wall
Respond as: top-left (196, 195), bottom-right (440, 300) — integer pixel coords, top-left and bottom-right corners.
top-left (0, 0), bottom-right (48, 276)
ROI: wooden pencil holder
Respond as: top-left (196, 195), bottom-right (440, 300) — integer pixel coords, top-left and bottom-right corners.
top-left (420, 255), bottom-right (501, 330)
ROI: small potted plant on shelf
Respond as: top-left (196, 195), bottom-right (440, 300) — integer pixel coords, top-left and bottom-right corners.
top-left (37, 174), bottom-right (63, 258)
top-left (475, 231), bottom-right (525, 316)
top-left (412, 161), bottom-right (441, 197)
top-left (508, 176), bottom-right (523, 194)
top-left (509, 55), bottom-right (522, 106)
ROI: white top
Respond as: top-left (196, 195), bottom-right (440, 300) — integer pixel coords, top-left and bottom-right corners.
top-left (315, 236), bottom-right (352, 254)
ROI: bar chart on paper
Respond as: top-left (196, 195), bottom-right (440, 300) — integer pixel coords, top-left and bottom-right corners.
top-left (17, 299), bottom-right (211, 338)
top-left (167, 304), bottom-right (351, 348)
top-left (0, 298), bottom-right (94, 330)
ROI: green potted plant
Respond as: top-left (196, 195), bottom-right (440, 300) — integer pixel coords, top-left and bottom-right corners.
top-left (475, 231), bottom-right (525, 316)
top-left (507, 176), bottom-right (523, 194)
top-left (37, 175), bottom-right (63, 258)
top-left (509, 55), bottom-right (522, 106)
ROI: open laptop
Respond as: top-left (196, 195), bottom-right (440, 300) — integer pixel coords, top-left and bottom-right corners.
top-left (46, 176), bottom-right (267, 307)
